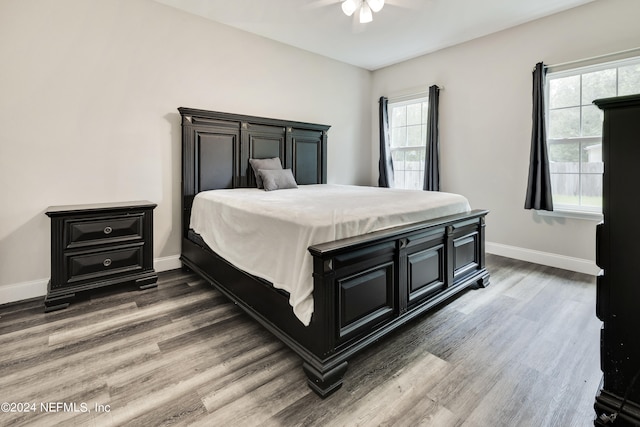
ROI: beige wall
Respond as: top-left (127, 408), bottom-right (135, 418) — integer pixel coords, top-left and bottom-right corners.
top-left (371, 0), bottom-right (640, 273)
top-left (0, 0), bottom-right (371, 302)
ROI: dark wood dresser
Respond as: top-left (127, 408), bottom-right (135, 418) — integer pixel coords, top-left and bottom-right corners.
top-left (594, 94), bottom-right (640, 425)
top-left (45, 201), bottom-right (158, 311)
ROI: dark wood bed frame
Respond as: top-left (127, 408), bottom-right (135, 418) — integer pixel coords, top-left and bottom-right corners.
top-left (179, 107), bottom-right (490, 397)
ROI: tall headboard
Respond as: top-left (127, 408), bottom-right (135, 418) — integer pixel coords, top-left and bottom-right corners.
top-left (179, 107), bottom-right (330, 236)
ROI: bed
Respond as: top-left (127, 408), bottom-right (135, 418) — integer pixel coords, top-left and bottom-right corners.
top-left (179, 107), bottom-right (490, 397)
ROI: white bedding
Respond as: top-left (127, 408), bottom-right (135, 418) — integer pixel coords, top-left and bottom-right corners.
top-left (189, 184), bottom-right (471, 326)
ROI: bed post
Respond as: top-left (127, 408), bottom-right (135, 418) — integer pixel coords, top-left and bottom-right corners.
top-left (303, 361), bottom-right (349, 397)
top-left (302, 254), bottom-right (349, 396)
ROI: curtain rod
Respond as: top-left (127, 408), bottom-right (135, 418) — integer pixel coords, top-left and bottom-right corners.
top-left (545, 46), bottom-right (640, 72)
top-left (383, 85), bottom-right (444, 103)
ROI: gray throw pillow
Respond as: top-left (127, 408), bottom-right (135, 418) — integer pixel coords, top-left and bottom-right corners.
top-left (258, 169), bottom-right (298, 191)
top-left (249, 157), bottom-right (283, 188)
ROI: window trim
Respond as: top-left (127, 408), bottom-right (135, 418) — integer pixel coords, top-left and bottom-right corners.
top-left (535, 209), bottom-right (603, 222)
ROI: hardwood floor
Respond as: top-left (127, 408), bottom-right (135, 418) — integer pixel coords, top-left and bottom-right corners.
top-left (0, 254), bottom-right (601, 426)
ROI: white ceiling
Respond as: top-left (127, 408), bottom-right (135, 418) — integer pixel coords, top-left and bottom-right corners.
top-left (154, 0), bottom-right (596, 70)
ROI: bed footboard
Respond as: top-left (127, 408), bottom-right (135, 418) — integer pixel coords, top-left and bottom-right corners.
top-left (304, 209), bottom-right (489, 395)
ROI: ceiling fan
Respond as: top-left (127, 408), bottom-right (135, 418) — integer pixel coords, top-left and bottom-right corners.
top-left (341, 0), bottom-right (385, 23)
top-left (304, 0), bottom-right (424, 32)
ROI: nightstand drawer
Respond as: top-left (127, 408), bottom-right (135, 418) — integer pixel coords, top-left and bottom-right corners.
top-left (66, 214), bottom-right (144, 249)
top-left (64, 245), bottom-right (144, 286)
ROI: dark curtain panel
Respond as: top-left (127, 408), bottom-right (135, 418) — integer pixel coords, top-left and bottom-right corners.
top-left (424, 85), bottom-right (440, 191)
top-left (524, 62), bottom-right (554, 211)
top-left (378, 96), bottom-right (394, 187)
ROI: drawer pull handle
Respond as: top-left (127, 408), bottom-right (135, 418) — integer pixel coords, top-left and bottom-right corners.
top-left (103, 226), bottom-right (113, 235)
top-left (103, 258), bottom-right (112, 267)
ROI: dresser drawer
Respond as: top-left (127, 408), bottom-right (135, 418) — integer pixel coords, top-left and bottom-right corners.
top-left (66, 214), bottom-right (144, 249)
top-left (62, 245), bottom-right (144, 286)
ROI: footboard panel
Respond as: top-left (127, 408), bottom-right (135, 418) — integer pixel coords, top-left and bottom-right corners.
top-left (452, 223), bottom-right (483, 281)
top-left (404, 227), bottom-right (447, 308)
top-left (334, 241), bottom-right (397, 343)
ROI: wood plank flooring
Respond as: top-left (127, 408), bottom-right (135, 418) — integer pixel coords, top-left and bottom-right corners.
top-left (0, 254), bottom-right (601, 426)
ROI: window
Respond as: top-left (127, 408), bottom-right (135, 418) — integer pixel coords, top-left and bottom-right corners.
top-left (389, 97), bottom-right (429, 190)
top-left (546, 57), bottom-right (640, 212)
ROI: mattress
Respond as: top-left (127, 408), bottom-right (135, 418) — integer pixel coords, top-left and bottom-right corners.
top-left (189, 184), bottom-right (471, 325)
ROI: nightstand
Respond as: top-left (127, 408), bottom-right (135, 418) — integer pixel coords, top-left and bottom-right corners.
top-left (45, 201), bottom-right (158, 312)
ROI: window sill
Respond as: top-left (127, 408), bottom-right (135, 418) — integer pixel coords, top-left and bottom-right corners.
top-left (535, 209), bottom-right (603, 221)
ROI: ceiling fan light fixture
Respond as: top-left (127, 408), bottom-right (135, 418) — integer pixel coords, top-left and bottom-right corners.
top-left (341, 0), bottom-right (358, 17)
top-left (342, 0), bottom-right (384, 24)
top-left (366, 0), bottom-right (385, 13)
top-left (359, 3), bottom-right (373, 23)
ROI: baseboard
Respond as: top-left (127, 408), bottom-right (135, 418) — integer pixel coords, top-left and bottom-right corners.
top-left (0, 255), bottom-right (183, 306)
top-left (154, 255), bottom-right (182, 272)
top-left (0, 278), bottom-right (49, 306)
top-left (486, 242), bottom-right (600, 276)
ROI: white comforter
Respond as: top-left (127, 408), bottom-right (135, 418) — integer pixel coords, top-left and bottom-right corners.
top-left (190, 184), bottom-right (471, 326)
